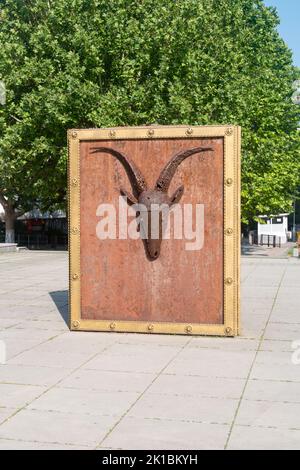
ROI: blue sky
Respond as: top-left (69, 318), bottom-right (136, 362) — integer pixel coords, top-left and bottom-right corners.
top-left (264, 0), bottom-right (300, 67)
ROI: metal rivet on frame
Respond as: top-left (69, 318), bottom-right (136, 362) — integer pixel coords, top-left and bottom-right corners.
top-left (71, 227), bottom-right (79, 235)
top-left (72, 320), bottom-right (80, 329)
top-left (109, 130), bottom-right (116, 138)
top-left (147, 129), bottom-right (155, 137)
top-left (72, 273), bottom-right (79, 280)
top-left (186, 127), bottom-right (193, 136)
top-left (225, 327), bottom-right (232, 336)
top-left (226, 178), bottom-right (233, 186)
top-left (71, 178), bottom-right (79, 187)
top-left (148, 324), bottom-right (154, 331)
top-left (225, 127), bottom-right (233, 136)
top-left (186, 325), bottom-right (193, 333)
top-left (71, 131), bottom-right (78, 139)
top-left (226, 228), bottom-right (233, 236)
top-left (225, 277), bottom-right (233, 286)
top-left (110, 322), bottom-right (116, 330)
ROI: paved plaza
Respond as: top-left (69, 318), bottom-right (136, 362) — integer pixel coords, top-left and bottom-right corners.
top-left (0, 251), bottom-right (300, 450)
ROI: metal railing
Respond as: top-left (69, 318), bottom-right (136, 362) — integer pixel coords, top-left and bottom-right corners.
top-left (260, 234), bottom-right (281, 248)
top-left (16, 233), bottom-right (67, 250)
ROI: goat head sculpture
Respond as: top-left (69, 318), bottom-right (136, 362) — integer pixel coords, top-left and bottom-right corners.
top-left (91, 145), bottom-right (213, 261)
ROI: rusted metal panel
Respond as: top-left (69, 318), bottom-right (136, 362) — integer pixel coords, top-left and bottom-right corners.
top-left (68, 125), bottom-right (240, 336)
top-left (80, 137), bottom-right (223, 324)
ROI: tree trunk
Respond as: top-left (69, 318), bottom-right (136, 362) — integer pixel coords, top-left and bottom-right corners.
top-left (4, 208), bottom-right (16, 244)
top-left (0, 194), bottom-right (20, 244)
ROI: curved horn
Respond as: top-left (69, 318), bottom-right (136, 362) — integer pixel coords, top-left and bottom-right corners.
top-left (155, 147), bottom-right (213, 193)
top-left (91, 147), bottom-right (147, 198)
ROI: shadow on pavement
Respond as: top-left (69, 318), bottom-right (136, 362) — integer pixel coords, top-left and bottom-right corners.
top-left (241, 242), bottom-right (292, 258)
top-left (241, 245), bottom-right (268, 257)
top-left (49, 290), bottom-right (69, 326)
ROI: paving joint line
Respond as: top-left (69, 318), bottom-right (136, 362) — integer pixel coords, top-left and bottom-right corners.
top-left (0, 339), bottom-right (119, 429)
top-left (95, 337), bottom-right (193, 450)
top-left (224, 260), bottom-right (289, 450)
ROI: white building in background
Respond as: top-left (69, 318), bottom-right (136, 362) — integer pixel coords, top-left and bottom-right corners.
top-left (258, 214), bottom-right (290, 245)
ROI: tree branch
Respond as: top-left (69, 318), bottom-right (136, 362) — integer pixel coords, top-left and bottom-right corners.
top-left (10, 114), bottom-right (22, 123)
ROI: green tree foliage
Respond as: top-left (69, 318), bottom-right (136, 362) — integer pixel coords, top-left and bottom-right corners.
top-left (0, 0), bottom-right (299, 238)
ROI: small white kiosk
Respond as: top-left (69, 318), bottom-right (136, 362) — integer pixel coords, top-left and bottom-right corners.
top-left (258, 214), bottom-right (289, 245)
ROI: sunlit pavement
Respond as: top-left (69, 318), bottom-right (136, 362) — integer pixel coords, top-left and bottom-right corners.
top-left (0, 251), bottom-right (300, 450)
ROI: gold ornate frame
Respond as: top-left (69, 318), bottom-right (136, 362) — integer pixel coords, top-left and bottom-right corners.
top-left (68, 125), bottom-right (241, 336)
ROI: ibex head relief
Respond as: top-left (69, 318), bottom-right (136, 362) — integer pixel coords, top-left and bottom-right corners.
top-left (91, 145), bottom-right (213, 261)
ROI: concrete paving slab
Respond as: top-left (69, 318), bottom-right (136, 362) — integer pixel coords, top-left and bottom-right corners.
top-left (227, 425), bottom-right (300, 450)
top-left (164, 349), bottom-right (256, 379)
top-left (0, 409), bottom-right (116, 447)
top-left (244, 379), bottom-right (300, 403)
top-left (0, 364), bottom-right (72, 387)
top-left (146, 374), bottom-right (245, 400)
top-left (251, 362), bottom-right (300, 382)
top-left (117, 333), bottom-right (190, 347)
top-left (260, 339), bottom-right (294, 352)
top-left (0, 251), bottom-right (299, 450)
top-left (186, 337), bottom-right (260, 351)
top-left (32, 333), bottom-right (116, 355)
top-left (85, 349), bottom-right (178, 374)
top-left (0, 317), bottom-right (23, 328)
top-left (59, 369), bottom-right (156, 393)
top-left (27, 387), bottom-right (140, 418)
top-left (270, 309), bottom-right (300, 324)
top-left (102, 417), bottom-right (231, 450)
top-left (8, 350), bottom-right (94, 369)
top-left (0, 383), bottom-right (46, 408)
top-left (235, 400), bottom-right (300, 429)
top-left (264, 322), bottom-right (300, 341)
top-left (0, 438), bottom-right (92, 450)
top-left (0, 408), bottom-right (17, 425)
top-left (128, 393), bottom-right (238, 424)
